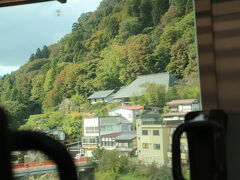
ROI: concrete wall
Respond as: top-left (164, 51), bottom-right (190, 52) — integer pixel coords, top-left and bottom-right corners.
top-left (109, 108), bottom-right (141, 122)
top-left (83, 117), bottom-right (99, 137)
top-left (100, 124), bottom-right (132, 136)
top-left (136, 118), bottom-right (171, 167)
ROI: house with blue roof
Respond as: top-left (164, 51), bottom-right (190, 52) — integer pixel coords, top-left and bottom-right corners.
top-left (113, 73), bottom-right (177, 104)
top-left (100, 131), bottom-right (137, 155)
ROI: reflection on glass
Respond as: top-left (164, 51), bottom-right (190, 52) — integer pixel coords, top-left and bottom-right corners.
top-left (2, 0), bottom-right (200, 179)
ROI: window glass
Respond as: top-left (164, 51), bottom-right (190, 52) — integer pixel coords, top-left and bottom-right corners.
top-left (153, 130), bottom-right (160, 136)
top-left (1, 0), bottom-right (201, 179)
top-left (153, 144), bottom-right (160, 150)
top-left (142, 143), bottom-right (149, 149)
top-left (142, 130), bottom-right (148, 135)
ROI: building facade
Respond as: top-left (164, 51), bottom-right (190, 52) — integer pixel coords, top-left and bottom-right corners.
top-left (162, 99), bottom-right (200, 121)
top-left (82, 116), bottom-right (133, 156)
top-left (87, 90), bottom-right (115, 104)
top-left (99, 116), bottom-right (132, 135)
top-left (100, 131), bottom-right (136, 155)
top-left (136, 114), bottom-right (171, 167)
top-left (108, 105), bottom-right (144, 122)
top-left (162, 99), bottom-right (200, 167)
top-left (82, 117), bottom-right (100, 156)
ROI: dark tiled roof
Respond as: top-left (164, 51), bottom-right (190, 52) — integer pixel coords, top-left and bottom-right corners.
top-left (162, 112), bottom-right (187, 117)
top-left (100, 131), bottom-right (135, 138)
top-left (139, 114), bottom-right (160, 119)
top-left (114, 73), bottom-right (176, 99)
top-left (115, 134), bottom-right (136, 141)
top-left (167, 99), bottom-right (197, 105)
top-left (88, 90), bottom-right (114, 99)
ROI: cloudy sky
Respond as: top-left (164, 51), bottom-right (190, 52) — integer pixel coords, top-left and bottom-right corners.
top-left (0, 0), bottom-right (102, 76)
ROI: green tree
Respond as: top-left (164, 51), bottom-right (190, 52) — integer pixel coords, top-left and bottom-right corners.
top-left (152, 0), bottom-right (169, 25)
top-left (30, 74), bottom-right (45, 104)
top-left (1, 101), bottom-right (28, 129)
top-left (118, 17), bottom-right (142, 42)
top-left (62, 112), bottom-right (82, 139)
top-left (140, 0), bottom-right (153, 27)
top-left (166, 39), bottom-right (191, 78)
top-left (127, 0), bottom-right (140, 16)
top-left (34, 48), bottom-right (42, 59)
top-left (29, 53), bottom-right (35, 61)
top-left (173, 0), bottom-right (193, 15)
top-left (41, 45), bottom-right (50, 58)
top-left (130, 84), bottom-right (167, 108)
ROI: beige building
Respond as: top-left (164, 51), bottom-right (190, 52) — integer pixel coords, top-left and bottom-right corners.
top-left (167, 127), bottom-right (188, 167)
top-left (136, 114), bottom-right (171, 167)
top-left (162, 99), bottom-right (200, 167)
top-left (136, 99), bottom-right (199, 167)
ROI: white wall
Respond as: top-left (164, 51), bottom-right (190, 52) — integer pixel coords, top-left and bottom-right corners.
top-left (109, 108), bottom-right (140, 122)
top-left (83, 117), bottom-right (99, 137)
top-left (182, 105), bottom-right (192, 112)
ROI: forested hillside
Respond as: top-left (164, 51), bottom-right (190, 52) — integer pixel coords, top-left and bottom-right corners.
top-left (0, 0), bottom-right (198, 135)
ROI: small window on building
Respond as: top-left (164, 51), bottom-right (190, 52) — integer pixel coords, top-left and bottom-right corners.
top-left (153, 130), bottom-right (159, 136)
top-left (142, 130), bottom-right (148, 135)
top-left (153, 144), bottom-right (160, 150)
top-left (138, 137), bottom-right (140, 140)
top-left (142, 143), bottom-right (149, 149)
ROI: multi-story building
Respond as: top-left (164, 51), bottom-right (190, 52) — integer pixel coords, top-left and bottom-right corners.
top-left (136, 99), bottom-right (200, 167)
top-left (115, 132), bottom-right (137, 155)
top-left (82, 117), bottom-right (100, 157)
top-left (136, 114), bottom-right (171, 167)
top-left (162, 99), bottom-right (200, 121)
top-left (167, 127), bottom-right (188, 167)
top-left (162, 99), bottom-right (200, 167)
top-left (100, 131), bottom-right (136, 155)
top-left (82, 116), bottom-right (133, 156)
top-left (100, 116), bottom-right (133, 135)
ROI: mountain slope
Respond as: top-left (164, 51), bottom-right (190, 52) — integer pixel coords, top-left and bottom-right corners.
top-left (0, 0), bottom-right (197, 129)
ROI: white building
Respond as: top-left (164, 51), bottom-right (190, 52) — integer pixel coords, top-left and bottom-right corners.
top-left (82, 116), bottom-right (133, 157)
top-left (162, 99), bottom-right (200, 121)
top-left (83, 117), bottom-right (99, 137)
top-left (82, 117), bottom-right (100, 156)
top-left (108, 106), bottom-right (144, 122)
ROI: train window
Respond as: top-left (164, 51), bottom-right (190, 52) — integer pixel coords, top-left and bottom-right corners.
top-left (0, 0), bottom-right (200, 179)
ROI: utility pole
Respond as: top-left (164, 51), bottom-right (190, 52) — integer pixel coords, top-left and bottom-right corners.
top-left (78, 136), bottom-right (80, 154)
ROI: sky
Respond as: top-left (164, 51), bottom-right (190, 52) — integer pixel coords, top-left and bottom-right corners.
top-left (0, 0), bottom-right (102, 76)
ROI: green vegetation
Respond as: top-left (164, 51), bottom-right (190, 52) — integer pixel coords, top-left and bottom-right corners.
top-left (91, 149), bottom-right (172, 180)
top-left (0, 0), bottom-right (199, 140)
